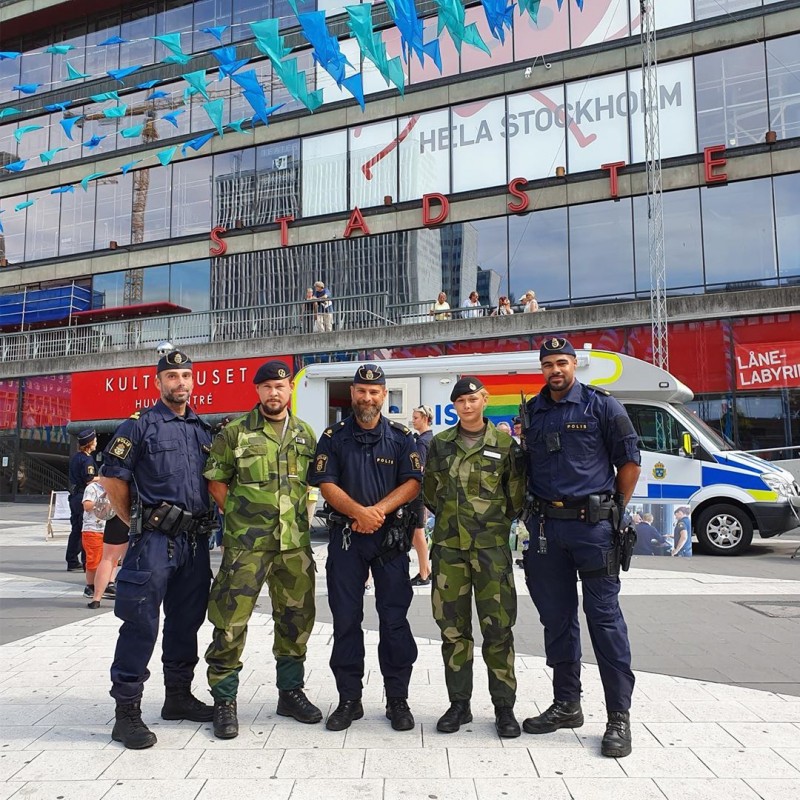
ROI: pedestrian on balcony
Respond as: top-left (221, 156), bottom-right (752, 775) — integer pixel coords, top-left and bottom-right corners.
top-left (522, 291), bottom-right (539, 313)
top-left (313, 281), bottom-right (333, 332)
top-left (303, 288), bottom-right (317, 334)
top-left (66, 428), bottom-right (97, 572)
top-left (493, 296), bottom-right (514, 316)
top-left (430, 292), bottom-right (451, 321)
top-left (461, 291), bottom-right (483, 319)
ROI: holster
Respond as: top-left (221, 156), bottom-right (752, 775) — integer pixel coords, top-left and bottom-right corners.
top-left (144, 502), bottom-right (211, 538)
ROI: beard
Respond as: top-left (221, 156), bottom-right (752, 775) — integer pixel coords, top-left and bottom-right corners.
top-left (260, 400), bottom-right (287, 418)
top-left (353, 400), bottom-right (381, 424)
top-left (162, 387), bottom-right (190, 404)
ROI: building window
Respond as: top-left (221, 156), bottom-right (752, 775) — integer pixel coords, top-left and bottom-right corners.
top-left (568, 198), bottom-right (635, 301)
top-left (694, 0), bottom-right (762, 22)
top-left (701, 177), bottom-right (777, 289)
top-left (509, 207), bottom-right (569, 307)
top-left (633, 188), bottom-right (704, 295)
top-left (695, 42), bottom-right (768, 149)
top-left (773, 172), bottom-right (800, 280)
top-left (349, 119), bottom-right (398, 210)
top-left (172, 156), bottom-right (212, 237)
top-left (767, 33), bottom-right (800, 141)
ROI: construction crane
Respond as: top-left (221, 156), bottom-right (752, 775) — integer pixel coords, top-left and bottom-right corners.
top-left (640, 0), bottom-right (668, 370)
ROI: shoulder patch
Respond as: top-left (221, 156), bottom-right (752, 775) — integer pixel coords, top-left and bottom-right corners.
top-left (315, 453), bottom-right (328, 473)
top-left (109, 436), bottom-right (132, 460)
top-left (388, 420), bottom-right (411, 435)
top-left (87, 465), bottom-right (96, 475)
top-left (129, 411), bottom-right (141, 420)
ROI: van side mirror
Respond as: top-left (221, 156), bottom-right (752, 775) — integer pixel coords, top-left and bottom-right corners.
top-left (681, 432), bottom-right (696, 458)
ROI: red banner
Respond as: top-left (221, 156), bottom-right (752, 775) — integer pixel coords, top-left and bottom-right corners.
top-left (735, 341), bottom-right (800, 390)
top-left (70, 356), bottom-right (290, 421)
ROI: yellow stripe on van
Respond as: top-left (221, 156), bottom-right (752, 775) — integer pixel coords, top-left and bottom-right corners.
top-left (746, 489), bottom-right (778, 502)
top-left (588, 351), bottom-right (623, 386)
top-left (291, 366), bottom-right (308, 416)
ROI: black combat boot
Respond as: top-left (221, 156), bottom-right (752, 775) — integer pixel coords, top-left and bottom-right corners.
top-left (523, 700), bottom-right (584, 734)
top-left (601, 711), bottom-right (632, 758)
top-left (161, 685), bottom-right (214, 722)
top-left (213, 699), bottom-right (239, 739)
top-left (112, 701), bottom-right (157, 749)
top-left (385, 697), bottom-right (415, 731)
top-left (495, 706), bottom-right (521, 738)
top-left (436, 700), bottom-right (472, 733)
top-left (326, 698), bottom-right (364, 731)
top-left (277, 688), bottom-right (323, 724)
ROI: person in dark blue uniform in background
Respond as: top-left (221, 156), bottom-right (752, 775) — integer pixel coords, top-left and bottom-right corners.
top-left (101, 349), bottom-right (214, 749)
top-left (66, 428), bottom-right (97, 571)
top-left (521, 337), bottom-right (641, 758)
top-left (310, 363), bottom-right (422, 732)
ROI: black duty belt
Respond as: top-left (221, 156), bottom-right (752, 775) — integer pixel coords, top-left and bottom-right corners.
top-left (537, 494), bottom-right (614, 522)
top-left (142, 503), bottom-right (209, 537)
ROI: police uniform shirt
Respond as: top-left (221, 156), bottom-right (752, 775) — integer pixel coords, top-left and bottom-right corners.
top-left (309, 415), bottom-right (422, 508)
top-left (524, 380), bottom-right (640, 501)
top-left (69, 451), bottom-right (96, 494)
top-left (103, 400), bottom-right (212, 515)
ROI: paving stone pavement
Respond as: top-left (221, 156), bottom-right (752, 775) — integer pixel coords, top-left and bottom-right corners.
top-left (1, 576), bottom-right (800, 800)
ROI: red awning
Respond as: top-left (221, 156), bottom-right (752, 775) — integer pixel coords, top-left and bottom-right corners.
top-left (69, 302), bottom-right (191, 324)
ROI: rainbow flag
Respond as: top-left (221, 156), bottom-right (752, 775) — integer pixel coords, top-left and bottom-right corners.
top-left (478, 373), bottom-right (545, 426)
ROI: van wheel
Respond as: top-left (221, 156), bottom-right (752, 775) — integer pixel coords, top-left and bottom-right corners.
top-left (695, 504), bottom-right (753, 556)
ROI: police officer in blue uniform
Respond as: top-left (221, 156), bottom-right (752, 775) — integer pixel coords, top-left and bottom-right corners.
top-left (102, 350), bottom-right (214, 749)
top-left (310, 364), bottom-right (422, 732)
top-left (66, 428), bottom-right (97, 571)
top-left (521, 338), bottom-right (641, 758)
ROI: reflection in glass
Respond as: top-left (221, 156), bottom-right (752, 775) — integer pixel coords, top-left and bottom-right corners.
top-left (694, 0), bottom-right (762, 21)
top-left (93, 271), bottom-right (127, 308)
top-left (350, 119), bottom-right (398, 209)
top-left (170, 260), bottom-right (211, 311)
top-left (96, 173), bottom-right (133, 248)
top-left (214, 147), bottom-right (258, 226)
top-left (0, 195), bottom-right (27, 265)
top-left (59, 186), bottom-right (96, 256)
top-left (509, 207), bottom-right (569, 306)
top-left (695, 43), bottom-right (768, 149)
top-left (701, 177), bottom-right (776, 288)
top-left (399, 109), bottom-right (450, 201)
top-left (633, 189), bottom-right (704, 294)
top-left (143, 264), bottom-right (170, 303)
top-left (773, 172), bottom-right (800, 279)
top-left (25, 190), bottom-right (60, 262)
top-left (172, 157), bottom-right (212, 237)
top-left (255, 139), bottom-right (301, 223)
top-left (119, 6), bottom-right (156, 70)
top-left (140, 165), bottom-right (172, 243)
top-left (569, 199), bottom-right (635, 300)
top-left (767, 34), bottom-right (800, 141)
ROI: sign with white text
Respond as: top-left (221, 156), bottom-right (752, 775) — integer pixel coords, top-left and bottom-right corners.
top-left (735, 342), bottom-right (800, 389)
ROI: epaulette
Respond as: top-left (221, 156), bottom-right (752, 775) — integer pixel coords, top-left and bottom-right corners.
top-left (323, 420), bottom-right (347, 438)
top-left (388, 419), bottom-right (412, 435)
top-left (588, 386), bottom-right (611, 397)
top-left (128, 411), bottom-right (141, 420)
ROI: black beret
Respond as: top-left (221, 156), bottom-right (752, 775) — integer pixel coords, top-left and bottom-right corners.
top-left (157, 349), bottom-right (192, 372)
top-left (253, 360), bottom-right (293, 384)
top-left (512, 416), bottom-right (521, 426)
top-left (353, 363), bottom-right (385, 385)
top-left (539, 337), bottom-right (577, 359)
top-left (77, 428), bottom-right (96, 446)
top-left (450, 376), bottom-right (484, 402)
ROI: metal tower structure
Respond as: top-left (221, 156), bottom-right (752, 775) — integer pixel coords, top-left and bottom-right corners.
top-left (640, 0), bottom-right (668, 370)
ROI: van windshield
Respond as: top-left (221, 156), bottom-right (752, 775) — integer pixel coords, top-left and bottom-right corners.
top-left (671, 404), bottom-right (734, 451)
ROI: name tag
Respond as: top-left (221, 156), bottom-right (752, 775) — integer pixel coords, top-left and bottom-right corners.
top-left (296, 437), bottom-right (306, 444)
top-left (565, 423), bottom-right (588, 431)
top-left (483, 450), bottom-right (501, 460)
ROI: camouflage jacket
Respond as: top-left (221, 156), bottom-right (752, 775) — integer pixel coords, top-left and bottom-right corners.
top-left (203, 407), bottom-right (316, 551)
top-left (423, 421), bottom-right (525, 550)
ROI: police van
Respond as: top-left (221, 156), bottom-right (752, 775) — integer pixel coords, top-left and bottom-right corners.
top-left (292, 349), bottom-right (800, 556)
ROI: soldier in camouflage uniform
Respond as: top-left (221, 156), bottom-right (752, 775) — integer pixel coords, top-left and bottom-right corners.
top-left (203, 360), bottom-right (321, 739)
top-left (423, 376), bottom-right (525, 738)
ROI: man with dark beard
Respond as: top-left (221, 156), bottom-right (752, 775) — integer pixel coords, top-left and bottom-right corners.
top-left (203, 360), bottom-right (320, 739)
top-left (310, 364), bottom-right (422, 732)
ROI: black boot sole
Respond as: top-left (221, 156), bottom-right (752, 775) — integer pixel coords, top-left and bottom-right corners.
top-left (436, 712), bottom-right (473, 733)
top-left (602, 743), bottom-right (632, 758)
top-left (161, 709), bottom-right (214, 722)
top-left (523, 715), bottom-right (584, 734)
top-left (112, 729), bottom-right (157, 749)
top-left (326, 707), bottom-right (364, 731)
top-left (213, 726), bottom-right (239, 740)
top-left (277, 705), bottom-right (323, 724)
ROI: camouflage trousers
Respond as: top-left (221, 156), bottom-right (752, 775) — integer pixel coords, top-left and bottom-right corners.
top-left (206, 545), bottom-right (316, 700)
top-left (431, 544), bottom-right (517, 706)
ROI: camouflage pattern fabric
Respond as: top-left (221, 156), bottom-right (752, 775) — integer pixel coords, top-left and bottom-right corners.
top-left (206, 545), bottom-right (316, 699)
top-left (203, 407), bottom-right (316, 551)
top-left (423, 421), bottom-right (525, 550)
top-left (431, 544), bottom-right (517, 706)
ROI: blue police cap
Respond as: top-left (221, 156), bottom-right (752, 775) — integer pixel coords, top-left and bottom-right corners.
top-left (77, 428), bottom-right (96, 446)
top-left (157, 349), bottom-right (192, 373)
top-left (450, 376), bottom-right (484, 402)
top-left (353, 364), bottom-right (385, 385)
top-left (253, 360), bottom-right (292, 384)
top-left (539, 337), bottom-right (576, 360)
